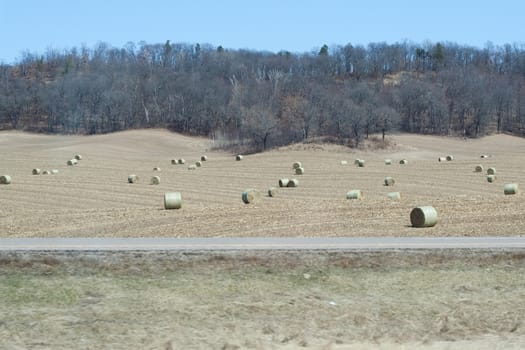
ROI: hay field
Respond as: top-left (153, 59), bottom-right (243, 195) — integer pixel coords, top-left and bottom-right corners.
top-left (1, 129), bottom-right (524, 237)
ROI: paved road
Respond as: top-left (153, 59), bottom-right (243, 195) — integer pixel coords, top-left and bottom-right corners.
top-left (1, 237), bottom-right (525, 251)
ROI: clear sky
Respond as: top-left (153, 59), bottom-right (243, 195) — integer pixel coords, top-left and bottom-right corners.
top-left (0, 0), bottom-right (523, 64)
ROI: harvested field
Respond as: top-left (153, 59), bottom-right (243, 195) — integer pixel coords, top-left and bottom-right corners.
top-left (0, 130), bottom-right (524, 237)
top-left (1, 250), bottom-right (525, 350)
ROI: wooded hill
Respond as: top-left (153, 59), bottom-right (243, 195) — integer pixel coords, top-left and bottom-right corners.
top-left (1, 41), bottom-right (524, 151)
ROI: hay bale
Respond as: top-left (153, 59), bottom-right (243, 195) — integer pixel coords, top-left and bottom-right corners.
top-left (188, 164), bottom-right (197, 170)
top-left (51, 169), bottom-right (59, 174)
top-left (481, 154), bottom-right (489, 159)
top-left (279, 178), bottom-right (290, 187)
top-left (287, 179), bottom-right (299, 187)
top-left (487, 174), bottom-right (496, 183)
top-left (153, 167), bottom-right (161, 171)
top-left (164, 192), bottom-right (182, 209)
top-left (201, 155), bottom-right (208, 161)
top-left (438, 157), bottom-right (446, 162)
top-left (475, 165), bottom-right (483, 173)
top-left (487, 167), bottom-right (496, 175)
top-left (268, 187), bottom-right (278, 197)
top-left (0, 175), bottom-right (11, 184)
top-left (236, 155), bottom-right (243, 161)
top-left (32, 168), bottom-right (41, 175)
top-left (42, 170), bottom-right (51, 175)
top-left (399, 159), bottom-right (408, 165)
top-left (446, 155), bottom-right (454, 161)
top-left (295, 167), bottom-right (305, 175)
top-left (384, 177), bottom-right (395, 186)
top-left (128, 174), bottom-right (139, 183)
top-left (292, 161), bottom-right (302, 169)
top-left (387, 192), bottom-right (401, 200)
top-left (178, 159), bottom-right (185, 164)
top-left (354, 159), bottom-right (361, 165)
top-left (410, 206), bottom-right (438, 227)
top-left (346, 190), bottom-right (363, 200)
top-left (504, 183), bottom-right (519, 195)
top-left (340, 160), bottom-right (348, 165)
top-left (195, 161), bottom-right (202, 167)
top-left (242, 189), bottom-right (260, 204)
top-left (384, 159), bottom-right (392, 165)
top-left (171, 159), bottom-right (177, 165)
top-left (67, 159), bottom-right (78, 166)
top-left (358, 159), bottom-right (365, 167)
top-left (150, 176), bottom-right (160, 185)
top-left (74, 154), bottom-right (82, 160)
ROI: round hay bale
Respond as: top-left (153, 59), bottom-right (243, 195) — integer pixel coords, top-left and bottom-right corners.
top-left (340, 160), bottom-right (348, 166)
top-left (188, 164), bottom-right (197, 170)
top-left (292, 161), bottom-right (302, 169)
top-left (153, 167), bottom-right (161, 171)
top-left (128, 174), bottom-right (139, 183)
top-left (487, 174), bottom-right (496, 183)
top-left (242, 189), bottom-right (260, 204)
top-left (42, 170), bottom-right (51, 175)
top-left (384, 176), bottom-right (395, 186)
top-left (268, 187), bottom-right (278, 197)
top-left (487, 167), bottom-right (496, 175)
top-left (504, 183), bottom-right (519, 195)
top-left (236, 155), bottom-right (243, 161)
top-left (51, 169), bottom-right (59, 174)
top-left (346, 190), bottom-right (363, 200)
top-left (410, 206), bottom-right (438, 228)
top-left (74, 154), bottom-right (82, 160)
top-left (446, 155), bottom-right (454, 161)
top-left (357, 159), bottom-right (365, 167)
top-left (287, 179), bottom-right (299, 187)
top-left (438, 157), bottom-right (446, 162)
top-left (474, 165), bottom-right (483, 173)
top-left (164, 192), bottom-right (182, 210)
top-left (32, 168), bottom-right (41, 175)
top-left (399, 159), bottom-right (408, 165)
top-left (195, 161), bottom-right (202, 167)
top-left (0, 175), bottom-right (12, 184)
top-left (201, 155), bottom-right (208, 161)
top-left (384, 159), bottom-right (392, 165)
top-left (387, 192), bottom-right (401, 200)
top-left (354, 159), bottom-right (361, 165)
top-left (295, 167), bottom-right (305, 175)
top-left (150, 176), bottom-right (160, 185)
top-left (279, 178), bottom-right (290, 187)
top-left (171, 159), bottom-right (177, 165)
top-left (178, 158), bottom-right (185, 165)
top-left (67, 159), bottom-right (78, 166)
top-left (481, 154), bottom-right (489, 159)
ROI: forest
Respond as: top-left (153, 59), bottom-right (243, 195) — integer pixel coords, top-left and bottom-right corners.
top-left (1, 40), bottom-right (524, 151)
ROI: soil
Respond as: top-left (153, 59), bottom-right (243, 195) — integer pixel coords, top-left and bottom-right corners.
top-left (1, 129), bottom-right (524, 237)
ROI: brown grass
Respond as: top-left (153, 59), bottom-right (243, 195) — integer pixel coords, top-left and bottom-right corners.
top-left (1, 130), bottom-right (525, 237)
top-left (0, 250), bottom-right (524, 349)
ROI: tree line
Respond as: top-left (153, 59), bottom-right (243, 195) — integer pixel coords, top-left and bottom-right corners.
top-left (1, 40), bottom-right (524, 151)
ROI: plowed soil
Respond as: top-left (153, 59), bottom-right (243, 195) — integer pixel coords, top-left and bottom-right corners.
top-left (1, 130), bottom-right (524, 237)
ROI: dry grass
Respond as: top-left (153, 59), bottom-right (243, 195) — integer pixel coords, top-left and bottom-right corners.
top-left (0, 250), bottom-right (524, 349)
top-left (1, 130), bottom-right (525, 237)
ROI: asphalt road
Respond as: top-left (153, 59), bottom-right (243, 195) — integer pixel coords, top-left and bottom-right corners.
top-left (1, 236), bottom-right (525, 251)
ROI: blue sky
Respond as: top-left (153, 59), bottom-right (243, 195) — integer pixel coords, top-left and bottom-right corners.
top-left (0, 0), bottom-right (523, 64)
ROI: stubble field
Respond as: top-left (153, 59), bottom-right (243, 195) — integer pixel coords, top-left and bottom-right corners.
top-left (0, 129), bottom-right (524, 237)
